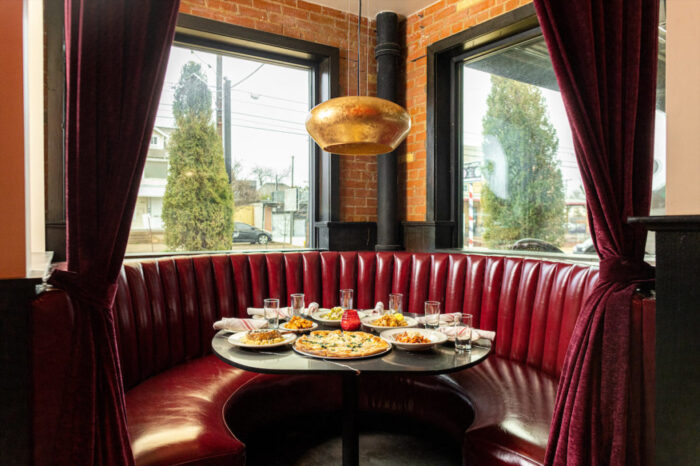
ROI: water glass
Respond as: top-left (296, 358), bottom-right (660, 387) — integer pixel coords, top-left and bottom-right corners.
top-left (388, 293), bottom-right (403, 315)
top-left (424, 301), bottom-right (441, 329)
top-left (454, 313), bottom-right (473, 352)
top-left (264, 298), bottom-right (280, 329)
top-left (290, 293), bottom-right (305, 317)
top-left (339, 289), bottom-right (354, 310)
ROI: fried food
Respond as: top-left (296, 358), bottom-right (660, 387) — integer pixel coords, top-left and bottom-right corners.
top-left (371, 313), bottom-right (408, 327)
top-left (393, 331), bottom-right (431, 344)
top-left (283, 316), bottom-right (314, 329)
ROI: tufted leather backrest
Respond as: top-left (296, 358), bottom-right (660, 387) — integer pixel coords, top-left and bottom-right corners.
top-left (107, 251), bottom-right (598, 387)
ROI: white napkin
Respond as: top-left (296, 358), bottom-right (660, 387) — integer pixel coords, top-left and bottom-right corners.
top-left (436, 326), bottom-right (496, 342)
top-left (213, 317), bottom-right (267, 332)
top-left (363, 302), bottom-right (385, 317)
top-left (247, 307), bottom-right (292, 319)
top-left (416, 312), bottom-right (463, 325)
top-left (307, 302), bottom-right (320, 314)
top-left (247, 301), bottom-right (320, 319)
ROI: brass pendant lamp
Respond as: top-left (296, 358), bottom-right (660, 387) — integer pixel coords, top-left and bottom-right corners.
top-left (305, 1), bottom-right (411, 156)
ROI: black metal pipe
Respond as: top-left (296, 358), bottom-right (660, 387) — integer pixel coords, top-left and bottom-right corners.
top-left (375, 12), bottom-right (402, 251)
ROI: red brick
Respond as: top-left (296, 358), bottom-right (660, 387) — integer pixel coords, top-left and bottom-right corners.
top-left (252, 0), bottom-right (281, 13)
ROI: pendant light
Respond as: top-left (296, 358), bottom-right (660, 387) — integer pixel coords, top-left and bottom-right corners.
top-left (305, 0), bottom-right (411, 156)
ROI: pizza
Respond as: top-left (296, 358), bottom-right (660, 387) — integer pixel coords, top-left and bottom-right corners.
top-left (294, 330), bottom-right (390, 358)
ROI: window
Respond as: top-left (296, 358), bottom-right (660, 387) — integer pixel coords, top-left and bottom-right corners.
top-left (123, 15), bottom-right (339, 255)
top-left (428, 4), bottom-right (666, 257)
top-left (45, 14), bottom-right (340, 260)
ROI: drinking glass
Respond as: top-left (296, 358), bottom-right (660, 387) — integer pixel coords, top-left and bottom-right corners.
top-left (290, 293), bottom-right (305, 317)
top-left (388, 293), bottom-right (403, 315)
top-left (264, 298), bottom-right (280, 329)
top-left (454, 313), bottom-right (473, 352)
top-left (339, 289), bottom-right (354, 310)
top-left (424, 301), bottom-right (441, 329)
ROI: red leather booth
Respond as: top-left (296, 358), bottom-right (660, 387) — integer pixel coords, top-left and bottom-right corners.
top-left (32, 251), bottom-right (654, 465)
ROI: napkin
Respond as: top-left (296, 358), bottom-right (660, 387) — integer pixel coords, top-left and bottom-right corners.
top-left (213, 317), bottom-right (267, 332)
top-left (415, 312), bottom-right (463, 325)
top-left (247, 307), bottom-right (292, 319)
top-left (436, 326), bottom-right (496, 342)
top-left (247, 301), bottom-right (320, 319)
top-left (363, 302), bottom-right (385, 317)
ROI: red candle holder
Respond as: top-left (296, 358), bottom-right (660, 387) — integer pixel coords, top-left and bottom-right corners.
top-left (341, 309), bottom-right (361, 331)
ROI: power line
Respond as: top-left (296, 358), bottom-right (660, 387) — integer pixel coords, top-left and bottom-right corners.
top-left (164, 80), bottom-right (310, 106)
top-left (230, 63), bottom-right (265, 88)
top-left (154, 115), bottom-right (308, 137)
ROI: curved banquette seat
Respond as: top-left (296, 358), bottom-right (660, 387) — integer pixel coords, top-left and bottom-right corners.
top-left (33, 251), bottom-right (651, 465)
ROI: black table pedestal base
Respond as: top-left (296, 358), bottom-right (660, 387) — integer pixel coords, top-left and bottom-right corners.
top-left (342, 373), bottom-right (359, 466)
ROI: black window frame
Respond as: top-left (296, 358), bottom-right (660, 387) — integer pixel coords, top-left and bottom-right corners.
top-left (45, 13), bottom-right (341, 259)
top-left (426, 4), bottom-right (541, 250)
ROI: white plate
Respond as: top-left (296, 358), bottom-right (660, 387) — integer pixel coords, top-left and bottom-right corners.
top-left (310, 308), bottom-right (367, 326)
top-left (361, 315), bottom-right (419, 332)
top-left (279, 320), bottom-right (319, 333)
top-left (227, 331), bottom-right (296, 349)
top-left (380, 328), bottom-right (448, 351)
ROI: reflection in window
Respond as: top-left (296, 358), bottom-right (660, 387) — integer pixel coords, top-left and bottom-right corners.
top-left (461, 18), bottom-right (665, 256)
top-left (127, 45), bottom-right (312, 253)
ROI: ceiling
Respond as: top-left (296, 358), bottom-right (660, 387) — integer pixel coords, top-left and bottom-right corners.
top-left (304, 0), bottom-right (439, 18)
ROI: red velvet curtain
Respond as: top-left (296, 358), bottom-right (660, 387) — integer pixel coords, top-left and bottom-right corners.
top-left (532, 0), bottom-right (658, 464)
top-left (46, 1), bottom-right (180, 464)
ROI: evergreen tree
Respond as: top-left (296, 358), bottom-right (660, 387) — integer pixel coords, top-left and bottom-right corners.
top-left (162, 62), bottom-right (234, 251)
top-left (481, 75), bottom-right (566, 248)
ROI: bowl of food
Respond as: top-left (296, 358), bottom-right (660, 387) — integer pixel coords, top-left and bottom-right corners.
top-left (311, 307), bottom-right (366, 326)
top-left (361, 313), bottom-right (419, 331)
top-left (379, 328), bottom-right (447, 351)
top-left (280, 316), bottom-right (318, 333)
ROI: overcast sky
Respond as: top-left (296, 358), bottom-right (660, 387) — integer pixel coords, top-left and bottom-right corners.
top-left (155, 45), bottom-right (312, 188)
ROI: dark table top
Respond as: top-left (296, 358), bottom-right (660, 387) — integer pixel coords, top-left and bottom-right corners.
top-left (211, 316), bottom-right (492, 375)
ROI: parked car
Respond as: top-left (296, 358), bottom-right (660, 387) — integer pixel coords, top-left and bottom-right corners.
top-left (233, 222), bottom-right (272, 244)
top-left (572, 238), bottom-right (596, 254)
top-left (511, 238), bottom-right (564, 253)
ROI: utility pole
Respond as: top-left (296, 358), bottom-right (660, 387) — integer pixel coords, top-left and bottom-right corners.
top-left (216, 55), bottom-right (222, 137)
top-left (290, 155), bottom-right (294, 187)
top-left (223, 77), bottom-right (232, 182)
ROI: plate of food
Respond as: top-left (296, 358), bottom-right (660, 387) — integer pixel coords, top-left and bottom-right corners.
top-left (361, 313), bottom-right (419, 331)
top-left (293, 330), bottom-right (391, 359)
top-left (279, 315), bottom-right (318, 333)
top-left (310, 307), bottom-right (367, 326)
top-left (380, 328), bottom-right (447, 351)
top-left (228, 329), bottom-right (296, 349)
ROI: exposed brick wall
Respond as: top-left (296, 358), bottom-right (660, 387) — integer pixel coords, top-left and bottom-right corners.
top-left (180, 0), bottom-right (378, 222)
top-left (401, 0), bottom-right (532, 221)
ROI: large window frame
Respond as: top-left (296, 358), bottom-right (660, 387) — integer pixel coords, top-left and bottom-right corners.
top-left (45, 13), bottom-right (341, 260)
top-left (426, 5), bottom-right (541, 251)
top-left (428, 4), bottom-right (664, 259)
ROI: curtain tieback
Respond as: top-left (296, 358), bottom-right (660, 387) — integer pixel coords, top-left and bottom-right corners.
top-left (599, 256), bottom-right (654, 284)
top-left (48, 269), bottom-right (118, 309)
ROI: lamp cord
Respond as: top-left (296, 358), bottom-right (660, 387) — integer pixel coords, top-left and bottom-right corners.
top-left (357, 0), bottom-right (361, 96)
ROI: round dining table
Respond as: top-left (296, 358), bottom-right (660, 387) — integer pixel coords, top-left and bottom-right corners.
top-left (211, 315), bottom-right (492, 466)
